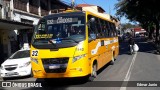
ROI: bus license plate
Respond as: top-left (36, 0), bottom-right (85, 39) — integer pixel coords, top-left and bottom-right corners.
top-left (49, 65), bottom-right (60, 69)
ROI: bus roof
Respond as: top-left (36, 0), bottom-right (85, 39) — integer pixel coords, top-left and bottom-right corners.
top-left (85, 10), bottom-right (114, 23)
top-left (41, 10), bottom-right (114, 23)
top-left (43, 11), bottom-right (85, 19)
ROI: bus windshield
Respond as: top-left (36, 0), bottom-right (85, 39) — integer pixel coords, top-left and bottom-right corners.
top-left (32, 15), bottom-right (85, 49)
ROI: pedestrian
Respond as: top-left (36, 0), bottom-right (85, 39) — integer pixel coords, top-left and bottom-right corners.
top-left (128, 36), bottom-right (135, 54)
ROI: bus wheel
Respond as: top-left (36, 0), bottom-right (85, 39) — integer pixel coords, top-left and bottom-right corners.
top-left (110, 52), bottom-right (115, 65)
top-left (88, 63), bottom-right (97, 81)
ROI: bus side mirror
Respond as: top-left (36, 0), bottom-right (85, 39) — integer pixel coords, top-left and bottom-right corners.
top-left (90, 18), bottom-right (95, 22)
top-left (87, 18), bottom-right (95, 26)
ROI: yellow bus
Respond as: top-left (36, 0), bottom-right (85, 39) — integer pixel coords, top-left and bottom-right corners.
top-left (31, 10), bottom-right (119, 81)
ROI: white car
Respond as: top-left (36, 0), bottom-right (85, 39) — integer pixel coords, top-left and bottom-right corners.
top-left (0, 49), bottom-right (32, 78)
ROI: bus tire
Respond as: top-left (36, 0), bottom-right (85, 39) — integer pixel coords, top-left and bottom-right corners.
top-left (110, 52), bottom-right (115, 65)
top-left (88, 63), bottom-right (97, 81)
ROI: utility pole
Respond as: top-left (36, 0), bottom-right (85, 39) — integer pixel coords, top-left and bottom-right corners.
top-left (71, 0), bottom-right (75, 9)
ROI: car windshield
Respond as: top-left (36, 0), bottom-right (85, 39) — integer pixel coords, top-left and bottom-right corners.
top-left (9, 50), bottom-right (30, 59)
top-left (32, 15), bottom-right (85, 47)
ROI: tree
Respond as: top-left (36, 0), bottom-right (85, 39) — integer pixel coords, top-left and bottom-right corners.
top-left (115, 0), bottom-right (160, 41)
top-left (121, 23), bottom-right (137, 30)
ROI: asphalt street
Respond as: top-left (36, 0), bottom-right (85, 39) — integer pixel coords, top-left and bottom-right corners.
top-left (1, 37), bottom-right (160, 90)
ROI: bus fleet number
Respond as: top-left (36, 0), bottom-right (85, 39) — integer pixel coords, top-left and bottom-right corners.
top-left (32, 50), bottom-right (38, 56)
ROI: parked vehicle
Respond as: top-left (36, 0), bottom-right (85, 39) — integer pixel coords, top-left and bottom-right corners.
top-left (0, 49), bottom-right (32, 79)
top-left (135, 34), bottom-right (140, 37)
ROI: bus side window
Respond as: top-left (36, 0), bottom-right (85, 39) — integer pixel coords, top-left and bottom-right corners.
top-left (101, 20), bottom-right (107, 38)
top-left (96, 18), bottom-right (102, 38)
top-left (106, 21), bottom-right (111, 37)
top-left (112, 23), bottom-right (117, 36)
top-left (104, 21), bottom-right (109, 38)
top-left (110, 23), bottom-right (116, 37)
top-left (108, 22), bottom-right (114, 37)
top-left (88, 15), bottom-right (96, 41)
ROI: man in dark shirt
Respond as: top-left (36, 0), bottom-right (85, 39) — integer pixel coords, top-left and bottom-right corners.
top-left (128, 36), bottom-right (135, 54)
top-left (128, 36), bottom-right (135, 45)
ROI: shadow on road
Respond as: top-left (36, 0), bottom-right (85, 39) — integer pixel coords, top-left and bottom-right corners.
top-left (119, 41), bottom-right (131, 55)
top-left (20, 62), bottom-right (114, 90)
top-left (135, 37), bottom-right (156, 54)
top-left (2, 75), bottom-right (31, 81)
top-left (119, 37), bottom-right (156, 55)
top-left (21, 77), bottom-right (88, 90)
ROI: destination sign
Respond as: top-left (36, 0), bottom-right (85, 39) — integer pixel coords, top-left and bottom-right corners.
top-left (35, 34), bottom-right (53, 39)
top-left (47, 17), bottom-right (78, 24)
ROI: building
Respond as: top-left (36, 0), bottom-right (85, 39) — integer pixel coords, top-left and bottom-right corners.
top-left (0, 0), bottom-right (70, 63)
top-left (76, 4), bottom-right (105, 13)
top-left (76, 4), bottom-right (110, 20)
top-left (133, 28), bottom-right (146, 37)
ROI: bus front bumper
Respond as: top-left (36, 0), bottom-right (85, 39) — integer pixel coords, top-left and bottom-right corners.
top-left (32, 67), bottom-right (89, 78)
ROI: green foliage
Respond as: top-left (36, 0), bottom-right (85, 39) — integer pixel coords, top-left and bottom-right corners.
top-left (121, 23), bottom-right (137, 30)
top-left (115, 0), bottom-right (160, 23)
top-left (115, 0), bottom-right (160, 40)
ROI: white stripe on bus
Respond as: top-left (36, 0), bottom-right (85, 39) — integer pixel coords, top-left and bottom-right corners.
top-left (91, 39), bottom-right (118, 55)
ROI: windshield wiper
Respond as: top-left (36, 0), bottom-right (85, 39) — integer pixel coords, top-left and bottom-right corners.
top-left (61, 38), bottom-right (78, 43)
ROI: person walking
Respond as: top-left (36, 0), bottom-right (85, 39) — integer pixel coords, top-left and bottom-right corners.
top-left (128, 36), bottom-right (135, 54)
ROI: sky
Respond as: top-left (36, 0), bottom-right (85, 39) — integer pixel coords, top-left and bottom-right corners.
top-left (62, 0), bottom-right (130, 24)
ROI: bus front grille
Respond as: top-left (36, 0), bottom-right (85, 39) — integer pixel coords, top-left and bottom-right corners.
top-left (42, 58), bottom-right (69, 73)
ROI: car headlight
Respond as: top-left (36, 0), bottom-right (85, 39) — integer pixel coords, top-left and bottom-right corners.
top-left (19, 61), bottom-right (31, 68)
top-left (31, 58), bottom-right (38, 64)
top-left (72, 54), bottom-right (86, 63)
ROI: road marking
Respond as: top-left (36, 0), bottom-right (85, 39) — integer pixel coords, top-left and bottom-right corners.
top-left (120, 52), bottom-right (137, 90)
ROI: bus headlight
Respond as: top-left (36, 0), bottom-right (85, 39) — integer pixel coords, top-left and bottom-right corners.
top-left (31, 58), bottom-right (38, 64)
top-left (72, 54), bottom-right (86, 63)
